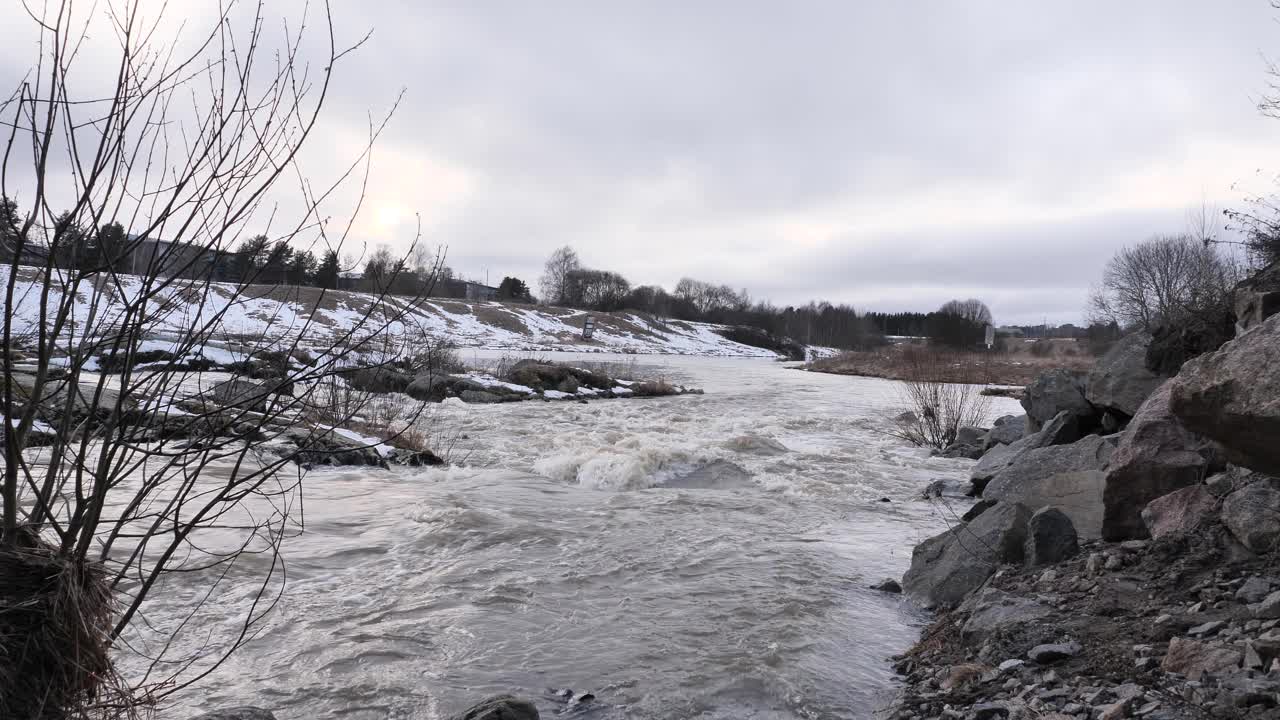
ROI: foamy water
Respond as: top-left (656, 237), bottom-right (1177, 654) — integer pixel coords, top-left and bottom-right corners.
top-left (139, 354), bottom-right (1019, 720)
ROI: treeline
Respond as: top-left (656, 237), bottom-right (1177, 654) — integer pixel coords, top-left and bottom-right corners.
top-left (537, 245), bottom-right (1010, 350)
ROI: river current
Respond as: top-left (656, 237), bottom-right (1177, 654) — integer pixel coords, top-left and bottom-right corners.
top-left (153, 354), bottom-right (1019, 720)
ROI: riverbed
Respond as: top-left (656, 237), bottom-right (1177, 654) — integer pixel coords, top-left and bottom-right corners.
top-left (148, 354), bottom-right (1020, 720)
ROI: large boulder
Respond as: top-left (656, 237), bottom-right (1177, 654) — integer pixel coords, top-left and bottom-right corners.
top-left (1169, 312), bottom-right (1280, 476)
top-left (982, 435), bottom-right (1118, 540)
top-left (902, 502), bottom-right (1032, 609)
top-left (969, 411), bottom-right (1084, 495)
top-left (1102, 382), bottom-right (1223, 540)
top-left (1235, 258), bottom-right (1280, 335)
top-left (1024, 507), bottom-right (1080, 565)
top-left (1086, 332), bottom-right (1165, 419)
top-left (451, 695), bottom-right (540, 720)
top-left (1221, 485), bottom-right (1280, 553)
top-left (1021, 369), bottom-right (1093, 432)
top-left (1141, 485), bottom-right (1217, 540)
top-left (983, 414), bottom-right (1026, 450)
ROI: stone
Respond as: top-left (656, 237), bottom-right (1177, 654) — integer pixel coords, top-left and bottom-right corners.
top-left (1205, 471), bottom-right (1237, 497)
top-left (1187, 620), bottom-right (1225, 636)
top-left (1098, 701), bottom-right (1129, 720)
top-left (1237, 577), bottom-right (1273, 605)
top-left (960, 587), bottom-right (1052, 642)
top-left (1021, 368), bottom-right (1094, 432)
top-left (1141, 485), bottom-right (1217, 540)
top-left (902, 502), bottom-right (1033, 609)
top-left (192, 710), bottom-right (277, 720)
top-left (1087, 332), bottom-right (1166, 418)
top-left (1160, 636), bottom-right (1243, 680)
top-left (983, 435), bottom-right (1117, 540)
top-left (1102, 382), bottom-right (1223, 540)
top-left (1024, 507), bottom-right (1080, 566)
top-left (998, 659), bottom-right (1027, 672)
top-left (961, 499), bottom-right (998, 522)
top-left (1235, 258), bottom-right (1280, 334)
top-left (451, 695), bottom-right (540, 720)
top-left (1027, 641), bottom-right (1082, 664)
top-left (940, 663), bottom-right (989, 691)
top-left (1253, 591), bottom-right (1280, 620)
top-left (1221, 485), bottom-right (1280, 553)
top-left (460, 390), bottom-right (504, 404)
top-left (871, 578), bottom-right (902, 593)
top-left (984, 414), bottom-right (1026, 449)
top-left (1169, 312), bottom-right (1280, 476)
top-left (203, 379), bottom-right (273, 412)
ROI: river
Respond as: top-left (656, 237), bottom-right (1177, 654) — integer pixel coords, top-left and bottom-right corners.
top-left (152, 353), bottom-right (1020, 720)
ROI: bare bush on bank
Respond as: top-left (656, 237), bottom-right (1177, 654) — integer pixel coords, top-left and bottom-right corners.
top-left (0, 2), bottom-right (445, 718)
top-left (888, 347), bottom-right (992, 450)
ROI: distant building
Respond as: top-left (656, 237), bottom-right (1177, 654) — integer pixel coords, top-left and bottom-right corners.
top-left (997, 326), bottom-right (1025, 338)
top-left (461, 281), bottom-right (498, 302)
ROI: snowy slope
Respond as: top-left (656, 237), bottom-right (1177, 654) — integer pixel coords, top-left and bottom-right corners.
top-left (2, 267), bottom-right (782, 357)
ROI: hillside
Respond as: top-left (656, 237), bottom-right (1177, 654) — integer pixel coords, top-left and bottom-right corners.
top-left (3, 267), bottom-right (783, 358)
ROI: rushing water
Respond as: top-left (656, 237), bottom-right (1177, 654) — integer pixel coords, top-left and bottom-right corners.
top-left (152, 354), bottom-right (1019, 720)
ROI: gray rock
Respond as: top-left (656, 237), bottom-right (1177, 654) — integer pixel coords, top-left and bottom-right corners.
top-left (902, 502), bottom-right (1032, 609)
top-left (1254, 591), bottom-right (1280, 620)
top-left (1187, 620), bottom-right (1225, 636)
top-left (969, 410), bottom-right (1090, 496)
top-left (1087, 332), bottom-right (1166, 418)
top-left (962, 499), bottom-right (998, 522)
top-left (460, 390), bottom-right (504, 404)
top-left (1237, 577), bottom-right (1273, 605)
top-left (984, 414), bottom-right (1026, 449)
top-left (451, 695), bottom-right (540, 720)
top-left (955, 425), bottom-right (986, 447)
top-left (1170, 312), bottom-right (1280, 476)
top-left (1103, 382), bottom-right (1223, 540)
top-left (870, 578), bottom-right (902, 593)
top-left (1235, 258), bottom-right (1280, 334)
top-left (204, 379), bottom-right (272, 412)
top-left (1141, 485), bottom-right (1217, 540)
top-left (191, 710), bottom-right (277, 720)
top-left (1161, 636), bottom-right (1243, 681)
top-left (1222, 485), bottom-right (1280, 553)
top-left (1021, 368), bottom-right (1093, 431)
top-left (1028, 641), bottom-right (1082, 664)
top-left (960, 587), bottom-right (1051, 642)
top-left (1024, 507), bottom-right (1080, 565)
top-left (982, 435), bottom-right (1117, 540)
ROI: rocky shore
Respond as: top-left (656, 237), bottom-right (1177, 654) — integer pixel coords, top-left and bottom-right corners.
top-left (883, 308), bottom-right (1280, 718)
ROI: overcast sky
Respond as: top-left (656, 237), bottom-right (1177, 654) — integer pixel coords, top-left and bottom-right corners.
top-left (7, 2), bottom-right (1280, 325)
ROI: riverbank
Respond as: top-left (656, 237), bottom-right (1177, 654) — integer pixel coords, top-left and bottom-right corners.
top-left (804, 341), bottom-right (1094, 387)
top-left (884, 319), bottom-right (1280, 719)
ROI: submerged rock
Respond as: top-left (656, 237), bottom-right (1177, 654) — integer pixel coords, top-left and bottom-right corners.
top-left (192, 709), bottom-right (277, 720)
top-left (451, 695), bottom-right (540, 720)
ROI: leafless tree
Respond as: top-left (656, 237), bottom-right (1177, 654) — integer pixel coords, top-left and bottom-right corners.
top-left (539, 245), bottom-right (580, 306)
top-left (889, 347), bottom-right (992, 450)
top-left (1087, 234), bottom-right (1238, 331)
top-left (938, 299), bottom-right (993, 327)
top-left (0, 2), bottom-right (446, 718)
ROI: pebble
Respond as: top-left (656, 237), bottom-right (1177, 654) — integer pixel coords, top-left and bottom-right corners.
top-left (1187, 620), bottom-right (1225, 636)
top-left (1028, 642), bottom-right (1082, 664)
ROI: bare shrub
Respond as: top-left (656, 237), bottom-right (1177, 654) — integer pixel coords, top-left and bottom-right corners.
top-left (1029, 339), bottom-right (1055, 358)
top-left (890, 349), bottom-right (992, 450)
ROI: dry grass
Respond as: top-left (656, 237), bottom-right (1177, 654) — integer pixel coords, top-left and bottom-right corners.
top-left (0, 531), bottom-right (123, 720)
top-left (808, 338), bottom-right (1094, 386)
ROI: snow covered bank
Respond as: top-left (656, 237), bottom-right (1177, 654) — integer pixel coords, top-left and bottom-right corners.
top-left (3, 267), bottom-right (783, 357)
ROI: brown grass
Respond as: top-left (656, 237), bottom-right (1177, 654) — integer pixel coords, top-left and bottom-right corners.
top-left (807, 338), bottom-right (1093, 386)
